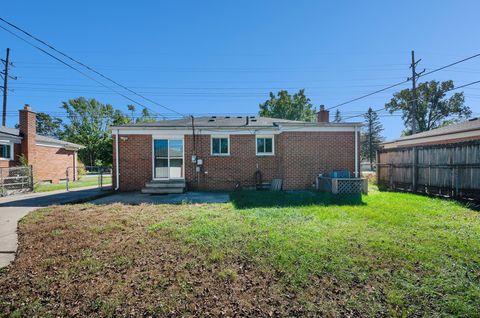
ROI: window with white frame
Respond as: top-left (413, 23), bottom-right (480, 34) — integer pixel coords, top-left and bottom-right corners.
top-left (0, 143), bottom-right (12, 160)
top-left (256, 136), bottom-right (274, 155)
top-left (211, 136), bottom-right (229, 155)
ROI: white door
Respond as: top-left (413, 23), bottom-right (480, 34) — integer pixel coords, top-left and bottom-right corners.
top-left (153, 138), bottom-right (184, 179)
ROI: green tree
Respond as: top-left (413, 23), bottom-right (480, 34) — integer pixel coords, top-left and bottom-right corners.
top-left (61, 97), bottom-right (130, 166)
top-left (136, 107), bottom-right (157, 123)
top-left (36, 112), bottom-right (63, 137)
top-left (361, 108), bottom-right (384, 170)
top-left (15, 112), bottom-right (63, 138)
top-left (258, 89), bottom-right (316, 121)
top-left (385, 80), bottom-right (471, 135)
top-left (127, 104), bottom-right (136, 121)
top-left (333, 109), bottom-right (342, 123)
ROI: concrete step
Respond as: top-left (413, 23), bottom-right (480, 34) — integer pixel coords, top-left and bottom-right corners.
top-left (141, 187), bottom-right (185, 194)
top-left (145, 180), bottom-right (186, 188)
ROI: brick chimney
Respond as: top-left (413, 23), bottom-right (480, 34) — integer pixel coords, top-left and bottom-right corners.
top-left (317, 105), bottom-right (329, 123)
top-left (19, 104), bottom-right (36, 164)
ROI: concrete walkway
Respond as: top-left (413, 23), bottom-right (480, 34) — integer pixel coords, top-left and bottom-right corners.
top-left (0, 187), bottom-right (111, 268)
top-left (91, 191), bottom-right (230, 205)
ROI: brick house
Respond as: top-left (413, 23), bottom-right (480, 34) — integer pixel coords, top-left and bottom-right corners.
top-left (112, 107), bottom-right (362, 193)
top-left (0, 105), bottom-right (83, 183)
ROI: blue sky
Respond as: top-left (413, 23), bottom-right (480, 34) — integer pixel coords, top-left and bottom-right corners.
top-left (1, 0), bottom-right (480, 139)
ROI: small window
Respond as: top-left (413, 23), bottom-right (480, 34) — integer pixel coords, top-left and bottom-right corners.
top-left (0, 144), bottom-right (11, 160)
top-left (211, 137), bottom-right (229, 155)
top-left (256, 137), bottom-right (273, 155)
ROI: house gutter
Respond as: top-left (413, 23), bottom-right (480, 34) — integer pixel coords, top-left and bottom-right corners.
top-left (115, 129), bottom-right (120, 191)
top-left (354, 125), bottom-right (359, 177)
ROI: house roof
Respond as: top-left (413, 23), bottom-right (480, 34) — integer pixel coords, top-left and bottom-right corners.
top-left (381, 117), bottom-right (480, 147)
top-left (0, 126), bottom-right (84, 150)
top-left (398, 118), bottom-right (480, 141)
top-left (113, 116), bottom-right (361, 129)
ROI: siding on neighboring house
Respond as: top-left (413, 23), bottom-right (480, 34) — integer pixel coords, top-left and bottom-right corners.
top-left (381, 118), bottom-right (480, 149)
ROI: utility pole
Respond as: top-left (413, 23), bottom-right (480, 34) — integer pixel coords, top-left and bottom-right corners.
top-left (409, 50), bottom-right (425, 135)
top-left (1, 48), bottom-right (16, 127)
top-left (409, 50), bottom-right (424, 194)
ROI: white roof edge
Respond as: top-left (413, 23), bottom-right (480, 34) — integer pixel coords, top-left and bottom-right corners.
top-left (277, 121), bottom-right (362, 126)
top-left (111, 122), bottom-right (362, 131)
top-left (36, 140), bottom-right (84, 150)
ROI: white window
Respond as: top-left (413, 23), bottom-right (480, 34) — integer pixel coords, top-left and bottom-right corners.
top-left (211, 136), bottom-right (230, 155)
top-left (0, 143), bottom-right (12, 160)
top-left (256, 136), bottom-right (274, 156)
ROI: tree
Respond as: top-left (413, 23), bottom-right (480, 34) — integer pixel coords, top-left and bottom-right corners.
top-left (127, 104), bottom-right (136, 121)
top-left (258, 89), bottom-right (316, 121)
top-left (60, 97), bottom-right (130, 166)
top-left (136, 107), bottom-right (157, 123)
top-left (333, 109), bottom-right (342, 123)
top-left (385, 80), bottom-right (471, 135)
top-left (36, 112), bottom-right (63, 138)
top-left (15, 112), bottom-right (63, 138)
top-left (361, 108), bottom-right (384, 170)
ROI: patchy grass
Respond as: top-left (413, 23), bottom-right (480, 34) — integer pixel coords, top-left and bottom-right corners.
top-left (35, 176), bottom-right (112, 192)
top-left (0, 187), bottom-right (479, 317)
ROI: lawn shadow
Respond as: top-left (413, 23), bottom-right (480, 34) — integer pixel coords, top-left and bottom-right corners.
top-left (230, 190), bottom-right (364, 209)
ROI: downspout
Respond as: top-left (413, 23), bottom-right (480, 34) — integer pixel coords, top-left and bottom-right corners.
top-left (115, 129), bottom-right (120, 190)
top-left (354, 125), bottom-right (359, 178)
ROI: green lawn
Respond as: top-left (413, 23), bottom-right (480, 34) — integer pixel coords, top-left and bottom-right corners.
top-left (0, 186), bottom-right (479, 317)
top-left (34, 175), bottom-right (112, 192)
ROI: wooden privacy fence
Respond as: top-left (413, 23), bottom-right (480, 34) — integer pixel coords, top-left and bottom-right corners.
top-left (0, 165), bottom-right (34, 196)
top-left (377, 141), bottom-right (480, 201)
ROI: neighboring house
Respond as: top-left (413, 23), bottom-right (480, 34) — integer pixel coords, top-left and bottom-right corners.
top-left (112, 107), bottom-right (362, 192)
top-left (377, 118), bottom-right (480, 199)
top-left (381, 117), bottom-right (480, 149)
top-left (0, 105), bottom-right (83, 183)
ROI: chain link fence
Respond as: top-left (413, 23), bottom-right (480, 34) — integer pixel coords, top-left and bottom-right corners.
top-left (65, 166), bottom-right (112, 191)
top-left (0, 165), bottom-right (33, 196)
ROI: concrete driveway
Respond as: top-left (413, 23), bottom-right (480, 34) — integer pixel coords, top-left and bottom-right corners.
top-left (90, 191), bottom-right (230, 205)
top-left (0, 187), bottom-right (110, 268)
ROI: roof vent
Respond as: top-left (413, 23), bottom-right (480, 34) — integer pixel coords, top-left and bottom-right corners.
top-left (468, 117), bottom-right (478, 121)
top-left (251, 119), bottom-right (257, 122)
top-left (225, 116), bottom-right (230, 119)
top-left (249, 116), bottom-right (255, 118)
top-left (211, 116), bottom-right (216, 118)
top-left (236, 116), bottom-right (242, 118)
top-left (208, 119), bottom-right (215, 122)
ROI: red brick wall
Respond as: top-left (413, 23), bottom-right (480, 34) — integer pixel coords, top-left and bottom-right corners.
top-left (184, 135), bottom-right (282, 190)
top-left (114, 134), bottom-right (152, 191)
top-left (281, 132), bottom-right (356, 189)
top-left (33, 146), bottom-right (76, 183)
top-left (19, 108), bottom-right (37, 165)
top-left (0, 144), bottom-right (75, 183)
top-left (115, 131), bottom-right (359, 191)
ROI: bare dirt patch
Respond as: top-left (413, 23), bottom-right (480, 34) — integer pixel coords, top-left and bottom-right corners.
top-left (2, 194), bottom-right (478, 317)
top-left (0, 204), bottom-right (330, 317)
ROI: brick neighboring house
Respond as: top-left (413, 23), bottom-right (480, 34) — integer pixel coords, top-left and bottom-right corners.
top-left (112, 107), bottom-right (362, 192)
top-left (0, 105), bottom-right (83, 183)
top-left (380, 117), bottom-right (480, 149)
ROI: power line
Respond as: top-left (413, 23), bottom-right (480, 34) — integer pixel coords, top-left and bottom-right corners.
top-left (0, 17), bottom-right (184, 117)
top-left (327, 80), bottom-right (409, 110)
top-left (0, 25), bottom-right (168, 118)
top-left (329, 52), bottom-right (480, 111)
top-left (343, 79), bottom-right (480, 121)
top-left (420, 53), bottom-right (480, 78)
